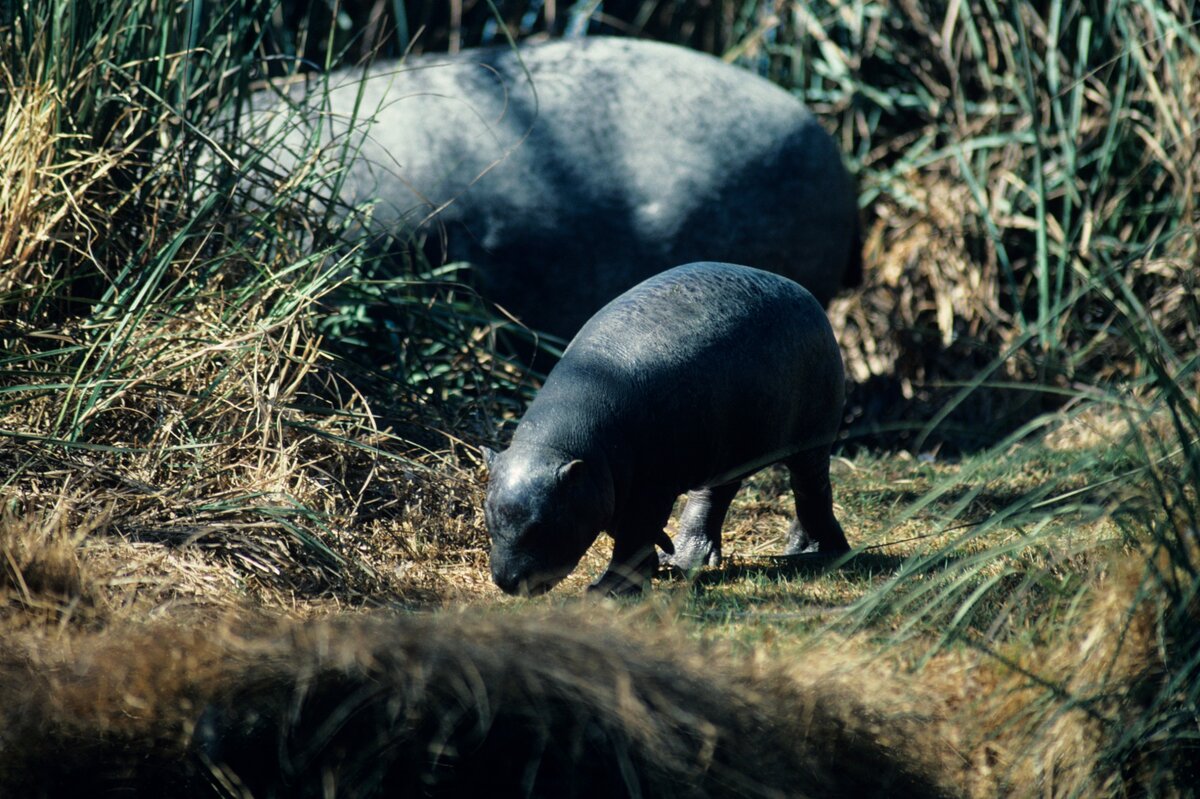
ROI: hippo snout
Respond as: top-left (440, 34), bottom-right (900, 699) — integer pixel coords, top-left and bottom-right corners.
top-left (492, 563), bottom-right (530, 596)
top-left (490, 552), bottom-right (563, 597)
top-left (491, 566), bottom-right (554, 597)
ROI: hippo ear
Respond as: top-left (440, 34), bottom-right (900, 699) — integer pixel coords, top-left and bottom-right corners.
top-left (557, 459), bottom-right (586, 483)
top-left (481, 446), bottom-right (499, 471)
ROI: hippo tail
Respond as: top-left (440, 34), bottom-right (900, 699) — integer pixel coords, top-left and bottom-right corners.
top-left (842, 215), bottom-right (864, 290)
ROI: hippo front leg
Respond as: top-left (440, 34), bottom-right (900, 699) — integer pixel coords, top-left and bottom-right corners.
top-left (660, 482), bottom-right (741, 572)
top-left (588, 537), bottom-right (659, 598)
top-left (590, 498), bottom-right (674, 598)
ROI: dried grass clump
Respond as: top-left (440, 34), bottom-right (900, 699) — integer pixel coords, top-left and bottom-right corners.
top-left (0, 2), bottom-right (503, 611)
top-left (0, 367), bottom-right (485, 613)
top-left (0, 266), bottom-right (491, 611)
top-left (0, 618), bottom-right (233, 795)
top-left (925, 541), bottom-right (1200, 797)
top-left (806, 1), bottom-right (1200, 449)
top-left (0, 529), bottom-right (1195, 798)
top-left (0, 609), bottom-right (958, 798)
top-left (0, 71), bottom-right (123, 304)
top-left (831, 174), bottom-right (1042, 448)
top-left (0, 489), bottom-right (266, 629)
top-left (0, 498), bottom-right (106, 628)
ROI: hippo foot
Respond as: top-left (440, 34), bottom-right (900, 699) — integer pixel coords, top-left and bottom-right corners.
top-left (590, 542), bottom-right (659, 597)
top-left (657, 539), bottom-right (721, 573)
top-left (587, 569), bottom-right (647, 598)
top-left (781, 538), bottom-right (850, 557)
top-left (784, 517), bottom-right (850, 557)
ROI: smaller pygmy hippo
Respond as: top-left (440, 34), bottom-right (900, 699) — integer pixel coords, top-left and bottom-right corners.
top-left (484, 262), bottom-right (850, 597)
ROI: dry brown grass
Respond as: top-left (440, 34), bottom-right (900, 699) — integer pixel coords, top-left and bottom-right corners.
top-left (818, 1), bottom-right (1200, 451)
top-left (0, 497), bottom-right (1193, 797)
top-left (3, 2), bottom-right (1199, 795)
top-left (933, 543), bottom-right (1199, 797)
top-left (0, 430), bottom-right (486, 613)
top-left (0, 604), bottom-right (959, 797)
top-left (0, 498), bottom-right (108, 629)
top-left (0, 73), bottom-right (116, 297)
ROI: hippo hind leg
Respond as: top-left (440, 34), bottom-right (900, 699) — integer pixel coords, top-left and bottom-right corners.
top-left (660, 482), bottom-right (741, 573)
top-left (782, 449), bottom-right (849, 556)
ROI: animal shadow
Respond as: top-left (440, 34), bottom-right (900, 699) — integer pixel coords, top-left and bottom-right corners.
top-left (681, 550), bottom-right (959, 590)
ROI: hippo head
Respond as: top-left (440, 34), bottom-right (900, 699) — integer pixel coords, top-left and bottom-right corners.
top-left (484, 445), bottom-right (611, 596)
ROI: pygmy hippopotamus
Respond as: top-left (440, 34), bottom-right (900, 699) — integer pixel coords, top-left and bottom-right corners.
top-left (484, 262), bottom-right (850, 597)
top-left (244, 37), bottom-right (860, 339)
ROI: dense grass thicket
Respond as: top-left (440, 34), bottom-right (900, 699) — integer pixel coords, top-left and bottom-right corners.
top-left (1, 0), bottom-right (1198, 796)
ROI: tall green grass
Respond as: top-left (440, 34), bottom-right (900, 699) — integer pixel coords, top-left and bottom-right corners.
top-left (0, 0), bottom-right (500, 595)
top-left (784, 0), bottom-right (1198, 447)
top-left (823, 265), bottom-right (1200, 793)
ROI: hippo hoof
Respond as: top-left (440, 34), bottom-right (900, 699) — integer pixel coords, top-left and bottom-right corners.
top-left (781, 540), bottom-right (851, 557)
top-left (658, 546), bottom-right (721, 573)
top-left (588, 570), bottom-right (646, 598)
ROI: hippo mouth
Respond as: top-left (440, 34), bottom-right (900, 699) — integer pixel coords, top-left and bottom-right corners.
top-left (492, 563), bottom-right (571, 597)
top-left (513, 576), bottom-right (558, 597)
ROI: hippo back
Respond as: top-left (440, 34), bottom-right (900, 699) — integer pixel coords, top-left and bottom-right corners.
top-left (516, 262), bottom-right (845, 491)
top-left (248, 38), bottom-right (859, 338)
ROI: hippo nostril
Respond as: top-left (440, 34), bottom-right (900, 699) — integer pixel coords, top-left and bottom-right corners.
top-left (491, 564), bottom-right (526, 596)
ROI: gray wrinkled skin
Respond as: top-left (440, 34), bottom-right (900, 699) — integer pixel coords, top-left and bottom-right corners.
top-left (249, 37), bottom-right (860, 338)
top-left (485, 262), bottom-right (850, 597)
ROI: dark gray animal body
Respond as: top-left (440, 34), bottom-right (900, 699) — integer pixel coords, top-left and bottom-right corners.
top-left (485, 262), bottom-right (850, 597)
top-left (250, 37), bottom-right (860, 338)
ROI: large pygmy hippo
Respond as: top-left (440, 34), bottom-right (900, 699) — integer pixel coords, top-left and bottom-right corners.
top-left (485, 262), bottom-right (850, 597)
top-left (248, 37), bottom-right (860, 338)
